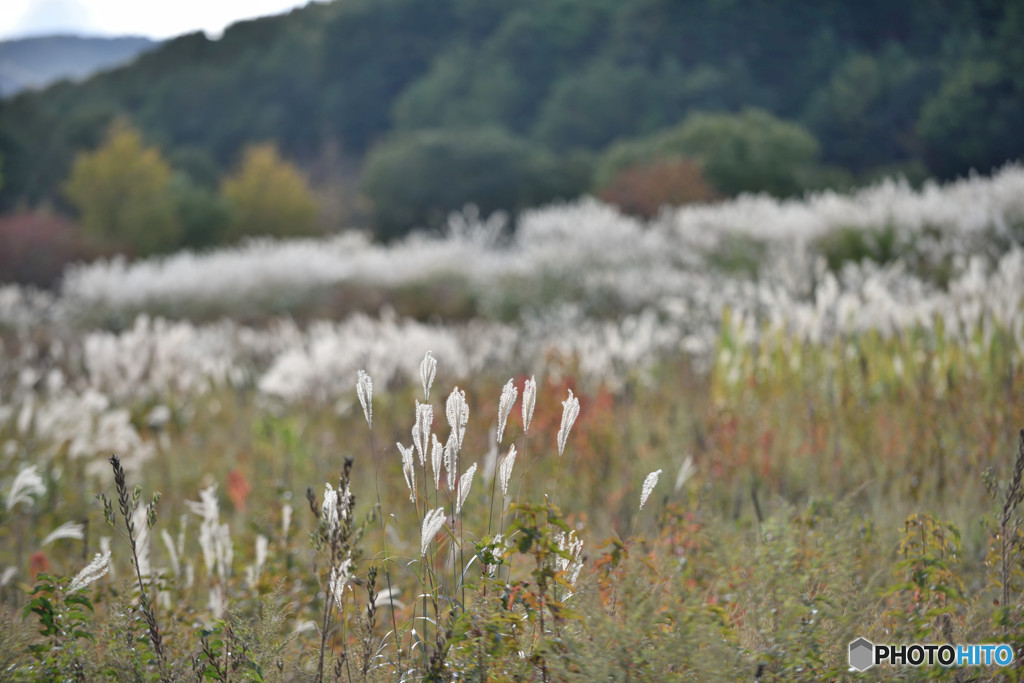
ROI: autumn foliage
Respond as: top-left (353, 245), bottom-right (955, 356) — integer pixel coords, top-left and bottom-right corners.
top-left (598, 159), bottom-right (717, 218)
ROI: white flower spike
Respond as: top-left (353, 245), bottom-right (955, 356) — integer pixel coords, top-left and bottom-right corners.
top-left (497, 379), bottom-right (517, 443)
top-left (557, 389), bottom-right (580, 457)
top-left (640, 469), bottom-right (662, 511)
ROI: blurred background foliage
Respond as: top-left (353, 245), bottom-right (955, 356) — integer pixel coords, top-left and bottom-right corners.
top-left (0, 0), bottom-right (1023, 267)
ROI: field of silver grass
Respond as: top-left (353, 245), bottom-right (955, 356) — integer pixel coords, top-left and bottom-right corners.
top-left (1, 166), bottom-right (1024, 679)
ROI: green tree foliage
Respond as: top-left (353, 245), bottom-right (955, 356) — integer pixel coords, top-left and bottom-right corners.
top-left (598, 109), bottom-right (821, 197)
top-left (803, 49), bottom-right (939, 173)
top-left (3, 0), bottom-right (1024, 218)
top-left (363, 128), bottom-right (583, 241)
top-left (917, 59), bottom-right (1024, 178)
top-left (532, 61), bottom-right (662, 150)
top-left (63, 122), bottom-right (181, 255)
top-left (220, 143), bottom-right (318, 243)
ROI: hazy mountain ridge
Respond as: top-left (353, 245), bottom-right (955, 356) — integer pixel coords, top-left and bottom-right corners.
top-left (0, 34), bottom-right (158, 96)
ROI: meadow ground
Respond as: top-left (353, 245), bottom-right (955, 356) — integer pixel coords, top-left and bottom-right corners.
top-left (2, 167), bottom-right (1024, 680)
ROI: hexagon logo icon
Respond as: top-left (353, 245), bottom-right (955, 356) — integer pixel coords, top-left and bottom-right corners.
top-left (849, 637), bottom-right (875, 671)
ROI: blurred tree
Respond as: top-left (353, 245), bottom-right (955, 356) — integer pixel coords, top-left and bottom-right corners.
top-left (803, 49), bottom-right (939, 174)
top-left (363, 127), bottom-right (574, 241)
top-left (598, 109), bottom-right (821, 197)
top-left (391, 47), bottom-right (524, 131)
top-left (920, 64), bottom-right (1024, 178)
top-left (220, 143), bottom-right (319, 242)
top-left (171, 175), bottom-right (233, 251)
top-left (63, 122), bottom-right (181, 255)
top-left (532, 61), bottom-right (662, 150)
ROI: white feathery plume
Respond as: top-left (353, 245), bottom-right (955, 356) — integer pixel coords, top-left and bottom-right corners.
top-left (356, 369), bottom-right (373, 429)
top-left (6, 465), bottom-right (45, 511)
top-left (639, 469), bottom-right (663, 511)
top-left (373, 587), bottom-right (404, 610)
top-left (446, 387), bottom-right (469, 452)
top-left (398, 442), bottom-right (416, 502)
top-left (522, 376), bottom-right (537, 434)
top-left (246, 534), bottom-right (269, 590)
top-left (430, 433), bottom-right (443, 490)
top-left (456, 462), bottom-right (478, 515)
top-left (0, 566), bottom-right (17, 588)
top-left (497, 379), bottom-right (517, 443)
top-left (674, 457), bottom-right (696, 494)
top-left (68, 551), bottom-right (111, 592)
top-left (499, 444), bottom-right (517, 497)
top-left (161, 529), bottom-right (181, 578)
top-left (329, 557), bottom-right (353, 607)
top-left (99, 536), bottom-right (114, 580)
top-left (556, 531), bottom-right (584, 588)
top-left (420, 350), bottom-right (437, 401)
top-left (421, 507), bottom-right (446, 556)
top-left (412, 401), bottom-right (433, 466)
top-left (214, 522), bottom-right (232, 582)
top-left (443, 433), bottom-right (457, 490)
top-left (42, 521), bottom-right (84, 547)
top-left (556, 389), bottom-right (580, 457)
top-left (321, 482), bottom-right (340, 531)
top-left (281, 503), bottom-right (293, 540)
top-left (187, 485), bottom-right (227, 580)
top-left (481, 433), bottom-right (498, 484)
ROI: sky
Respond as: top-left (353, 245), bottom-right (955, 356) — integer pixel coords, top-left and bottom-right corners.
top-left (0, 0), bottom-right (313, 41)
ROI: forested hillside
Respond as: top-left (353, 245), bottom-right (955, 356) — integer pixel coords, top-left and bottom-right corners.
top-left (0, 0), bottom-right (1022, 240)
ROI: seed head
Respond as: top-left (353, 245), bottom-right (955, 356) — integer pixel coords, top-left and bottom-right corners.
top-left (522, 376), bottom-right (537, 434)
top-left (499, 445), bottom-right (517, 498)
top-left (420, 351), bottom-right (437, 401)
top-left (421, 507), bottom-right (446, 556)
top-left (557, 389), bottom-right (580, 457)
top-left (398, 442), bottom-right (416, 503)
top-left (356, 370), bottom-right (373, 429)
top-left (639, 469), bottom-right (662, 511)
top-left (497, 379), bottom-right (517, 443)
top-left (456, 462), bottom-right (478, 515)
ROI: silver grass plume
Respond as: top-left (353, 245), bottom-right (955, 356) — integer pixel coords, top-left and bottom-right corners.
top-left (41, 521), bottom-right (84, 546)
top-left (443, 434), bottom-right (457, 490)
top-left (497, 379), bottom-right (517, 443)
top-left (421, 507), bottom-right (446, 556)
top-left (674, 456), bottom-right (696, 494)
top-left (431, 433), bottom-right (443, 490)
top-left (499, 444), bottom-right (517, 497)
top-left (640, 469), bottom-right (662, 511)
top-left (398, 442), bottom-right (416, 502)
top-left (522, 376), bottom-right (537, 434)
top-left (0, 567), bottom-right (17, 588)
top-left (420, 350), bottom-right (437, 401)
top-left (556, 531), bottom-right (584, 588)
top-left (446, 387), bottom-right (469, 451)
top-left (412, 401), bottom-right (433, 466)
top-left (356, 370), bottom-right (373, 429)
top-left (456, 462), bottom-right (478, 515)
top-left (68, 551), bottom-right (112, 592)
top-left (161, 529), bottom-right (180, 578)
top-left (329, 557), bottom-right (353, 608)
top-left (557, 389), bottom-right (581, 457)
top-left (6, 465), bottom-right (45, 511)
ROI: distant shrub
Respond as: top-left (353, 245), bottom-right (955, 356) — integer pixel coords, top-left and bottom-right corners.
top-left (220, 143), bottom-right (320, 243)
top-left (597, 158), bottom-right (717, 218)
top-left (363, 127), bottom-right (580, 241)
top-left (597, 108), bottom-right (821, 197)
top-left (0, 211), bottom-right (93, 288)
top-left (63, 121), bottom-right (182, 257)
